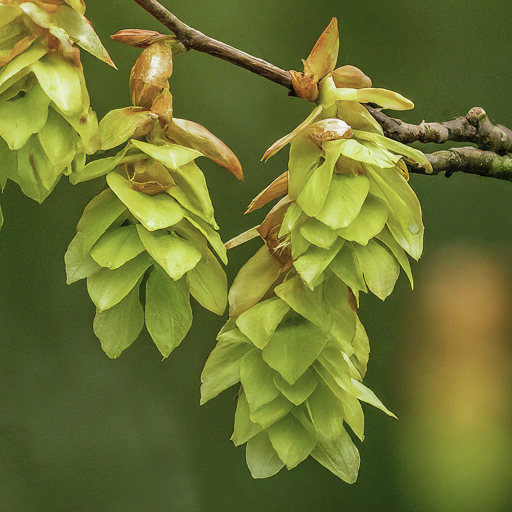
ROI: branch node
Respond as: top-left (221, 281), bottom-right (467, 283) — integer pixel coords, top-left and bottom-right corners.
top-left (467, 107), bottom-right (487, 125)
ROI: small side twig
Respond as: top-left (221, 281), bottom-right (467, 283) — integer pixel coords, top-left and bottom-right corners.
top-left (409, 147), bottom-right (512, 181)
top-left (367, 106), bottom-right (512, 154)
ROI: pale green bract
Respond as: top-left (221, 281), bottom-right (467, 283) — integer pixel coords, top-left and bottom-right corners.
top-left (0, 0), bottom-right (114, 223)
top-left (64, 16), bottom-right (240, 360)
top-left (65, 147), bottom-right (229, 358)
top-left (204, 21), bottom-right (429, 483)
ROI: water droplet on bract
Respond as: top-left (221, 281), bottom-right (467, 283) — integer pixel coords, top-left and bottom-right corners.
top-left (408, 221), bottom-right (421, 235)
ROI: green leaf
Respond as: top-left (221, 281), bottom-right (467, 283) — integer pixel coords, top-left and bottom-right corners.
top-left (375, 226), bottom-right (414, 288)
top-left (353, 239), bottom-right (400, 300)
top-left (167, 161), bottom-right (217, 227)
top-left (65, 232), bottom-right (102, 284)
top-left (296, 141), bottom-right (340, 216)
top-left (366, 164), bottom-right (423, 259)
top-left (337, 138), bottom-right (397, 168)
top-left (76, 188), bottom-right (128, 255)
top-left (294, 238), bottom-right (343, 290)
top-left (232, 387), bottom-right (262, 446)
top-left (240, 350), bottom-right (294, 429)
top-left (38, 107), bottom-right (76, 166)
top-left (87, 252), bottom-right (152, 312)
top-left (145, 265), bottom-right (193, 358)
top-left (336, 194), bottom-right (388, 246)
top-left (0, 83), bottom-right (50, 150)
top-left (311, 429), bottom-right (360, 484)
top-left (93, 278), bottom-right (144, 358)
top-left (107, 172), bottom-right (184, 231)
top-left (54, 103), bottom-right (100, 154)
top-left (290, 218), bottom-right (311, 259)
top-left (217, 327), bottom-right (253, 346)
top-left (187, 247), bottom-right (227, 315)
top-left (316, 172), bottom-right (369, 229)
top-left (0, 135), bottom-right (16, 190)
top-left (246, 431), bottom-right (284, 479)
top-left (130, 139), bottom-right (202, 169)
top-left (53, 5), bottom-right (114, 66)
top-left (315, 350), bottom-right (352, 398)
top-left (336, 100), bottom-right (384, 134)
top-left (0, 42), bottom-right (47, 95)
top-left (352, 129), bottom-right (432, 173)
top-left (200, 335), bottom-right (254, 404)
top-left (306, 380), bottom-right (345, 441)
top-left (350, 317), bottom-right (370, 380)
top-left (236, 297), bottom-right (290, 349)
top-left (266, 413), bottom-right (316, 469)
top-left (70, 145), bottom-right (129, 184)
top-left (329, 243), bottom-right (367, 294)
top-left (299, 217), bottom-right (338, 249)
top-left (14, 133), bottom-right (61, 202)
top-left (30, 53), bottom-right (83, 117)
top-left (338, 386), bottom-right (365, 441)
top-left (331, 86), bottom-right (414, 111)
top-left (136, 225), bottom-right (201, 281)
top-left (217, 318), bottom-right (238, 338)
top-left (183, 212), bottom-right (227, 264)
top-left (249, 394), bottom-right (294, 430)
top-left (351, 379), bottom-right (397, 418)
top-left (287, 128), bottom-right (322, 200)
top-left (228, 245), bottom-right (282, 317)
top-left (99, 107), bottom-right (155, 150)
top-left (274, 274), bottom-right (332, 333)
top-left (273, 368), bottom-right (318, 406)
top-left (240, 349), bottom-right (281, 414)
top-left (322, 276), bottom-right (357, 355)
top-left (278, 201), bottom-right (303, 238)
top-left (90, 225), bottom-right (145, 270)
top-left (262, 319), bottom-right (327, 385)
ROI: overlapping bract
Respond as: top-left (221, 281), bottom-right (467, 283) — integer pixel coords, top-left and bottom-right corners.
top-left (65, 30), bottom-right (242, 358)
top-left (0, 0), bottom-right (114, 211)
top-left (201, 18), bottom-right (429, 482)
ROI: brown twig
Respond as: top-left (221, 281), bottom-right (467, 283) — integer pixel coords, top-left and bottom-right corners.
top-left (130, 0), bottom-right (293, 89)
top-left (131, 0), bottom-right (512, 183)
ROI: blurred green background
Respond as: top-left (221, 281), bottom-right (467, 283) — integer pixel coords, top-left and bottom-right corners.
top-left (1, 0), bottom-right (512, 510)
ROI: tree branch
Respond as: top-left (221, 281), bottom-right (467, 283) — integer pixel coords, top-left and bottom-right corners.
top-left (130, 0), bottom-right (512, 183)
top-left (130, 0), bottom-right (293, 89)
top-left (409, 147), bottom-right (512, 181)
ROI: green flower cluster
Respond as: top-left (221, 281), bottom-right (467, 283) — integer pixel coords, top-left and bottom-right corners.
top-left (65, 31), bottom-right (242, 358)
top-left (0, 0), bottom-right (113, 219)
top-left (201, 19), bottom-right (431, 482)
top-left (65, 141), bottom-right (229, 358)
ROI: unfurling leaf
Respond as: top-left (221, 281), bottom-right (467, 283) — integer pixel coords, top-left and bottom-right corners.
top-left (330, 65), bottom-right (372, 89)
top-left (245, 171), bottom-right (288, 213)
top-left (302, 18), bottom-right (339, 82)
top-left (166, 118), bottom-right (243, 179)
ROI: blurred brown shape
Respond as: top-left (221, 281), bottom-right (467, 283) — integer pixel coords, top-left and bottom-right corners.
top-left (397, 245), bottom-right (512, 512)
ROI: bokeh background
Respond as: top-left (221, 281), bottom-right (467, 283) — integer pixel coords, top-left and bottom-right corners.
top-left (1, 0), bottom-right (512, 510)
